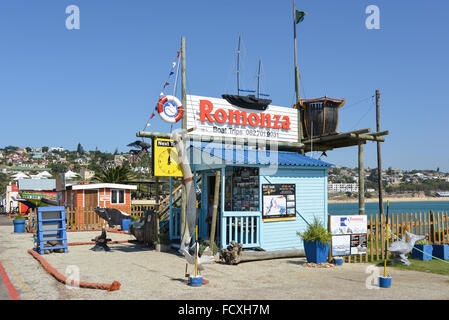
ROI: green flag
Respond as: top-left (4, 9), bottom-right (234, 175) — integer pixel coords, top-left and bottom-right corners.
top-left (295, 10), bottom-right (306, 24)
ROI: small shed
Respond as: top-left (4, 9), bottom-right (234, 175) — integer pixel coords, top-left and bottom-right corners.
top-left (170, 143), bottom-right (332, 251)
top-left (57, 183), bottom-right (137, 211)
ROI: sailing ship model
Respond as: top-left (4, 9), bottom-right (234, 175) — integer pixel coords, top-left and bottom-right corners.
top-left (222, 36), bottom-right (272, 111)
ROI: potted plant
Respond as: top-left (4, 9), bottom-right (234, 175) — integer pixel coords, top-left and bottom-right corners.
top-left (13, 214), bottom-right (26, 233)
top-left (297, 217), bottom-right (332, 263)
top-left (411, 238), bottom-right (432, 261)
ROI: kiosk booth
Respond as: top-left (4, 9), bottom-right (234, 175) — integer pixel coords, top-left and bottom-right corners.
top-left (166, 95), bottom-right (333, 251)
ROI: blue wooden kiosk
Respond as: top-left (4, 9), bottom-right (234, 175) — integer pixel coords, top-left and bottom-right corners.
top-left (169, 142), bottom-right (332, 251)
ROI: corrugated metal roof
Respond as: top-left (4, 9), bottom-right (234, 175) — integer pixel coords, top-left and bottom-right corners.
top-left (191, 143), bottom-right (332, 167)
top-left (18, 179), bottom-right (56, 191)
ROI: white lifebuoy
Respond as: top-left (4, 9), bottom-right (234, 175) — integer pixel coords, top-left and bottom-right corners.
top-left (157, 95), bottom-right (183, 123)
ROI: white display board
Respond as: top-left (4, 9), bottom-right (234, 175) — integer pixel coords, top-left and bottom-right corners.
top-left (330, 215), bottom-right (367, 256)
top-left (186, 95), bottom-right (299, 143)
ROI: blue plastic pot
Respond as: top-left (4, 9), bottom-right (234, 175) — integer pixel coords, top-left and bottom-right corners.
top-left (13, 219), bottom-right (25, 233)
top-left (432, 244), bottom-right (449, 260)
top-left (411, 244), bottom-right (432, 261)
top-left (120, 219), bottom-right (131, 232)
top-left (303, 240), bottom-right (330, 264)
top-left (189, 276), bottom-right (203, 287)
top-left (333, 257), bottom-right (343, 265)
top-left (379, 276), bottom-right (392, 288)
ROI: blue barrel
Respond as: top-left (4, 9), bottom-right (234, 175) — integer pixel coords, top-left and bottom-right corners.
top-left (379, 276), bottom-right (392, 288)
top-left (13, 219), bottom-right (25, 233)
top-left (120, 219), bottom-right (131, 231)
top-left (189, 276), bottom-right (203, 287)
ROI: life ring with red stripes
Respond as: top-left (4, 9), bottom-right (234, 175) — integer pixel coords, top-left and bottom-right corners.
top-left (157, 95), bottom-right (183, 123)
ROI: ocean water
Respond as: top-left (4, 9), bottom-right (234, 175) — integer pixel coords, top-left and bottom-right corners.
top-left (328, 201), bottom-right (449, 217)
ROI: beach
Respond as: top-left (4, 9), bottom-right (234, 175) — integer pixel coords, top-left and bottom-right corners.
top-left (328, 196), bottom-right (449, 204)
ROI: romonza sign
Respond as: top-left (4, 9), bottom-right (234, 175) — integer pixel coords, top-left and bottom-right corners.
top-left (186, 95), bottom-right (299, 142)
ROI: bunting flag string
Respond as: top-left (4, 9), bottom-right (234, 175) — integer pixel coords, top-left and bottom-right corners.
top-left (142, 48), bottom-right (182, 131)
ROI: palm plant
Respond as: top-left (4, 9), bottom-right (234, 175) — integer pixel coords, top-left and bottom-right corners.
top-left (93, 166), bottom-right (134, 183)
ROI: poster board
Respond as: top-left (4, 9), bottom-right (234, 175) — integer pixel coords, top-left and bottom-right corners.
top-left (330, 215), bottom-right (367, 256)
top-left (153, 138), bottom-right (183, 177)
top-left (262, 184), bottom-right (296, 222)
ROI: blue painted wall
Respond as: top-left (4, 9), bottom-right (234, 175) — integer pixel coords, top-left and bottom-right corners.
top-left (194, 165), bottom-right (329, 251)
top-left (260, 167), bottom-right (328, 251)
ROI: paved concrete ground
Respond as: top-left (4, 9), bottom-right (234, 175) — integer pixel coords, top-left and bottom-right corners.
top-left (0, 215), bottom-right (448, 300)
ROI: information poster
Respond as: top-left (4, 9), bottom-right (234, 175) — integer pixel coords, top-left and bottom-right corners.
top-left (330, 215), bottom-right (367, 257)
top-left (262, 184), bottom-right (296, 221)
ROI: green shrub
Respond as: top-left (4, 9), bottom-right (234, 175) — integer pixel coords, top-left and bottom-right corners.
top-left (14, 214), bottom-right (26, 220)
top-left (297, 217), bottom-right (332, 245)
top-left (199, 240), bottom-right (218, 256)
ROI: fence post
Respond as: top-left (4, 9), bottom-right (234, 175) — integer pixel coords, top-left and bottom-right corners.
top-left (430, 211), bottom-right (435, 243)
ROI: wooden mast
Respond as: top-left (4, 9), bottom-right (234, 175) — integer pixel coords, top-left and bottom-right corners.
top-left (257, 60), bottom-right (261, 98)
top-left (293, 0), bottom-right (303, 151)
top-left (237, 35), bottom-right (241, 96)
top-left (180, 36), bottom-right (187, 248)
top-left (376, 90), bottom-right (384, 215)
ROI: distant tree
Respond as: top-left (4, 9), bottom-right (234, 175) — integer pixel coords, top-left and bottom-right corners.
top-left (77, 143), bottom-right (85, 155)
top-left (42, 146), bottom-right (49, 153)
top-left (25, 147), bottom-right (32, 153)
top-left (49, 162), bottom-right (69, 174)
top-left (0, 173), bottom-right (11, 194)
top-left (4, 146), bottom-right (18, 153)
top-left (114, 148), bottom-right (119, 155)
top-left (93, 166), bottom-right (134, 183)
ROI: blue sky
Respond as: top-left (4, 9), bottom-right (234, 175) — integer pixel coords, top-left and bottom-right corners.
top-left (1, 1), bottom-right (448, 171)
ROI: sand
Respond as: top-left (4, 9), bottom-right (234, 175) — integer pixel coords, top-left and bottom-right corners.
top-left (1, 215), bottom-right (448, 300)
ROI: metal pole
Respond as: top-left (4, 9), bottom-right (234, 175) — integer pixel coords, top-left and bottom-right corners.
top-left (376, 90), bottom-right (384, 215)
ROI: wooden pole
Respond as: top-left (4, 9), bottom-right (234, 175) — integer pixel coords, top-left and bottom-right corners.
top-left (155, 176), bottom-right (160, 240)
top-left (180, 36), bottom-right (187, 248)
top-left (376, 90), bottom-right (384, 216)
top-left (293, 0), bottom-right (303, 151)
top-left (384, 201), bottom-right (390, 276)
top-left (358, 141), bottom-right (365, 215)
top-left (209, 170), bottom-right (221, 253)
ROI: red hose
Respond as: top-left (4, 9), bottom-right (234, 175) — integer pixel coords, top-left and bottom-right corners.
top-left (27, 249), bottom-right (121, 291)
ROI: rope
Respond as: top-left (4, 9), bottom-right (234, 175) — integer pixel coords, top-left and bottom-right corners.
top-left (350, 95), bottom-right (376, 131)
top-left (141, 48), bottom-right (182, 135)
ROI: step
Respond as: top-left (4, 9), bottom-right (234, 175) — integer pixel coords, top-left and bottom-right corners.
top-left (40, 219), bottom-right (64, 222)
top-left (38, 228), bottom-right (66, 232)
top-left (38, 238), bottom-right (66, 242)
